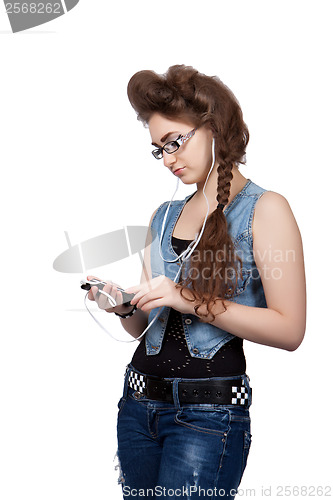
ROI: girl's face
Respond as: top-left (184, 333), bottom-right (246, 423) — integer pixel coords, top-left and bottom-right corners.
top-left (148, 113), bottom-right (215, 186)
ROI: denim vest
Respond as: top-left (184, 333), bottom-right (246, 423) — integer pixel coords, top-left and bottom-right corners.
top-left (145, 178), bottom-right (268, 359)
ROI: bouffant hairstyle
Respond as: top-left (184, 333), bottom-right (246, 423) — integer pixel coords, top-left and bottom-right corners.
top-left (127, 65), bottom-right (249, 321)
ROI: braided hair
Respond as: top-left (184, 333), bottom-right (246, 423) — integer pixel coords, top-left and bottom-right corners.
top-left (127, 65), bottom-right (249, 321)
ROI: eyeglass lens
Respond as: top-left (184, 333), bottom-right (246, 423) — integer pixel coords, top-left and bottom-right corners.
top-left (152, 136), bottom-right (181, 159)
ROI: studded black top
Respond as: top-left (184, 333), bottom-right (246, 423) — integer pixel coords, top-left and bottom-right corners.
top-left (131, 236), bottom-right (246, 378)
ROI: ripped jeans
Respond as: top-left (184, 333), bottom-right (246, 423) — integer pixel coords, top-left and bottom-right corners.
top-left (116, 365), bottom-right (252, 499)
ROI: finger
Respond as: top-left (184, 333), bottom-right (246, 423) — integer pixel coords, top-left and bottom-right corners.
top-left (107, 283), bottom-right (122, 303)
top-left (129, 290), bottom-right (146, 306)
top-left (97, 287), bottom-right (114, 310)
top-left (105, 284), bottom-right (119, 308)
top-left (125, 276), bottom-right (161, 295)
top-left (123, 284), bottom-right (141, 294)
top-left (136, 291), bottom-right (163, 310)
top-left (87, 286), bottom-right (99, 303)
top-left (115, 289), bottom-right (124, 306)
top-left (101, 284), bottom-right (123, 308)
top-left (87, 275), bottom-right (101, 283)
top-left (127, 284), bottom-right (152, 305)
top-left (93, 286), bottom-right (110, 310)
top-left (102, 282), bottom-right (113, 297)
top-left (86, 276), bottom-right (98, 300)
top-left (90, 285), bottom-right (100, 300)
top-left (140, 297), bottom-right (165, 312)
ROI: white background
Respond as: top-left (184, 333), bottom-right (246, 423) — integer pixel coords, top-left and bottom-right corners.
top-left (0, 1), bottom-right (332, 499)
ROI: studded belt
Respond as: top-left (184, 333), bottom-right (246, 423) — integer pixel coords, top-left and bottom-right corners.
top-left (127, 369), bottom-right (251, 407)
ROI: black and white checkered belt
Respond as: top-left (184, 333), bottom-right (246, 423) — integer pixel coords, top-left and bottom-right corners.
top-left (128, 369), bottom-right (251, 406)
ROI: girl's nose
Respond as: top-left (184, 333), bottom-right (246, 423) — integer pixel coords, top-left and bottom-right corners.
top-left (163, 151), bottom-right (177, 168)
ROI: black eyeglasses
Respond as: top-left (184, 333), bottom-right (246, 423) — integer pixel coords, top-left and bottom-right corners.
top-left (151, 128), bottom-right (197, 160)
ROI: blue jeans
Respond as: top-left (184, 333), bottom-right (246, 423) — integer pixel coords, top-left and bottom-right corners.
top-left (116, 365), bottom-right (252, 499)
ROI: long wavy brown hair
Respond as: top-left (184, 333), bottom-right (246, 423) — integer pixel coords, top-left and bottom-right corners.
top-left (127, 65), bottom-right (249, 322)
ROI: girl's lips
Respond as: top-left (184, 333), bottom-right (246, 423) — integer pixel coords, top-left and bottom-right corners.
top-left (173, 167), bottom-right (185, 176)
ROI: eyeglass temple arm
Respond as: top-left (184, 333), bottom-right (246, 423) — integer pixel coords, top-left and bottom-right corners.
top-left (177, 128), bottom-right (197, 146)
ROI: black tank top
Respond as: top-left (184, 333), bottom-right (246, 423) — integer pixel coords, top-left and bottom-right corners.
top-left (131, 236), bottom-right (246, 378)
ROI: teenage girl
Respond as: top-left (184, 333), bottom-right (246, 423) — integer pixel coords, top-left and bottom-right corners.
top-left (87, 65), bottom-right (306, 499)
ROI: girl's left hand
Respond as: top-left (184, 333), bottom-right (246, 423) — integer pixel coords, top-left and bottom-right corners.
top-left (124, 275), bottom-right (195, 315)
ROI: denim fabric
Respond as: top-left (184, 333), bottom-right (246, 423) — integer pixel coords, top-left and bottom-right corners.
top-left (145, 178), bottom-right (268, 358)
top-left (116, 365), bottom-right (252, 499)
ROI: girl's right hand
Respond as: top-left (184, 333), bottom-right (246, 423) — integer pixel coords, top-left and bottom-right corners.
top-left (86, 275), bottom-right (134, 316)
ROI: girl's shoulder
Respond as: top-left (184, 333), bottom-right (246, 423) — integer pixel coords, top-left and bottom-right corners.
top-left (252, 189), bottom-right (300, 249)
top-left (253, 186), bottom-right (292, 215)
